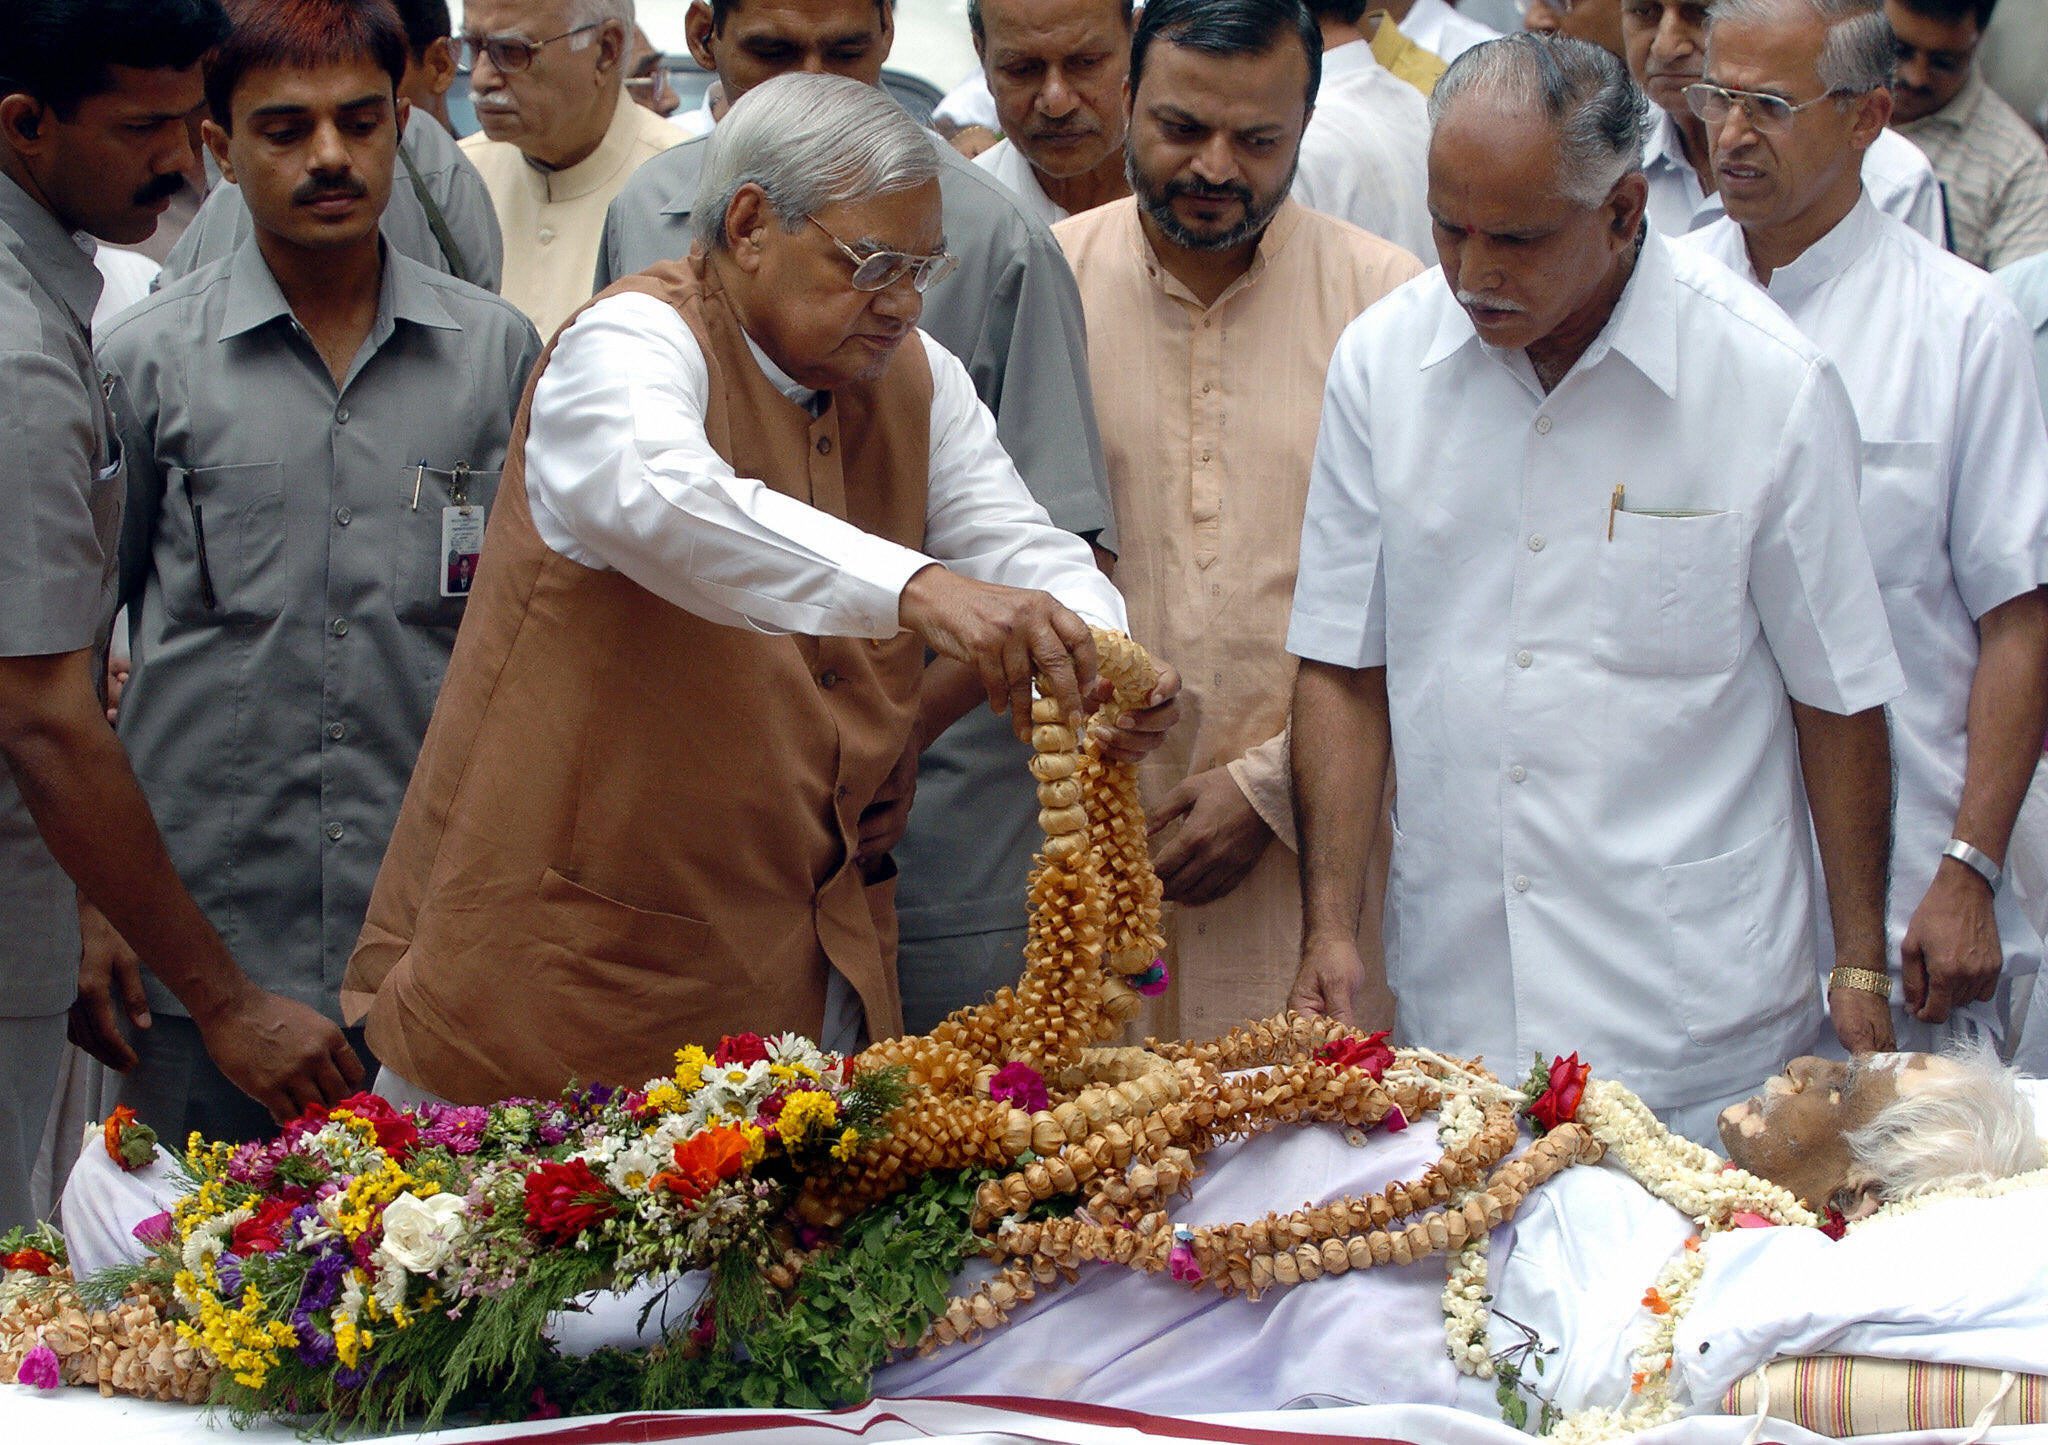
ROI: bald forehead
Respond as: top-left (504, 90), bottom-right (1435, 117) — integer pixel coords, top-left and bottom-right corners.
top-left (1704, 5), bottom-right (1830, 89)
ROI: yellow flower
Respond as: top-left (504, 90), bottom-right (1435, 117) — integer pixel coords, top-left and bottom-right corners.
top-left (831, 1127), bottom-right (862, 1162)
top-left (673, 1045), bottom-right (711, 1091)
top-left (335, 1157), bottom-right (416, 1240)
top-left (644, 1081), bottom-right (683, 1113)
top-left (737, 1122), bottom-right (767, 1167)
top-left (774, 1090), bottom-right (840, 1148)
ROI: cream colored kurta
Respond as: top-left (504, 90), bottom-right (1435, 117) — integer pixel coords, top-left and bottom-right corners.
top-left (1054, 198), bottom-right (1421, 1038)
top-left (461, 90), bottom-right (681, 339)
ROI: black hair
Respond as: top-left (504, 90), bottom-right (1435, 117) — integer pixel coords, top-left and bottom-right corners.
top-left (710, 0), bottom-right (894, 29)
top-left (2, 0), bottom-right (229, 116)
top-left (1303, 0), bottom-right (1368, 24)
top-left (1130, 0), bottom-right (1323, 108)
top-left (968, 0), bottom-right (1136, 44)
top-left (1891, 0), bottom-right (1995, 31)
top-left (203, 0), bottom-right (410, 127)
top-left (387, 0), bottom-right (453, 57)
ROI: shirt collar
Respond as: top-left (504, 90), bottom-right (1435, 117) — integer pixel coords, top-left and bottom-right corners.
top-left (741, 327), bottom-right (821, 411)
top-left (0, 170), bottom-right (104, 330)
top-left (523, 89), bottom-right (644, 203)
top-left (217, 235), bottom-right (459, 343)
top-left (1901, 66), bottom-right (1984, 135)
top-left (1756, 190), bottom-right (1880, 302)
top-left (1320, 38), bottom-right (1382, 85)
top-left (1127, 196), bottom-right (1306, 310)
top-left (1642, 105), bottom-right (1692, 177)
top-left (1420, 226), bottom-right (1680, 399)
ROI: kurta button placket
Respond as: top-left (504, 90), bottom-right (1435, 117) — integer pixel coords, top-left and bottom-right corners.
top-left (1534, 415), bottom-right (1551, 434)
top-left (334, 405), bottom-right (350, 425)
top-left (818, 670), bottom-right (840, 688)
top-left (330, 617), bottom-right (350, 637)
top-left (1514, 648), bottom-right (1532, 668)
top-left (327, 722), bottom-right (346, 741)
top-left (1527, 533), bottom-right (1544, 551)
top-left (1512, 875), bottom-right (1530, 892)
top-left (1509, 765), bottom-right (1527, 783)
top-left (335, 506), bottom-right (352, 526)
top-left (325, 822), bottom-right (344, 841)
top-left (816, 436), bottom-right (832, 455)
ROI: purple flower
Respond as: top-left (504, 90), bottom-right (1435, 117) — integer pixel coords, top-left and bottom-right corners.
top-left (989, 1062), bottom-right (1050, 1114)
top-left (1132, 958), bottom-right (1171, 998)
top-left (334, 1364), bottom-right (371, 1391)
top-left (302, 1248), bottom-right (348, 1311)
top-left (16, 1343), bottom-right (61, 1389)
top-left (216, 1254), bottom-right (244, 1297)
top-left (291, 1315), bottom-right (336, 1368)
top-left (224, 1140), bottom-right (282, 1188)
top-left (131, 1211), bottom-right (174, 1246)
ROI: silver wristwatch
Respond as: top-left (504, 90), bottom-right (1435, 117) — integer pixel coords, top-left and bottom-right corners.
top-left (1942, 837), bottom-right (2001, 890)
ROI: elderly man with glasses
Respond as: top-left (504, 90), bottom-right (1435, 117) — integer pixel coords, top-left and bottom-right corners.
top-left (458, 0), bottom-right (680, 336)
top-left (342, 71), bottom-right (1178, 1109)
top-left (1685, 0), bottom-right (2048, 1062)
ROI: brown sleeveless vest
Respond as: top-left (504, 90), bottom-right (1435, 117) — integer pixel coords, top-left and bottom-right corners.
top-left (342, 255), bottom-right (930, 1104)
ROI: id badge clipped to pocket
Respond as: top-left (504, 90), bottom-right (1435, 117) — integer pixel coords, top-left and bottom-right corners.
top-left (432, 461), bottom-right (486, 597)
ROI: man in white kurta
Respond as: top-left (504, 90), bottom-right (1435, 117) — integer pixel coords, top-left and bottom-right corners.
top-left (1685, 0), bottom-right (2048, 1056)
top-left (1286, 37), bottom-right (1904, 1140)
top-left (1620, 0), bottom-right (1945, 243)
top-left (1294, 2), bottom-right (1434, 256)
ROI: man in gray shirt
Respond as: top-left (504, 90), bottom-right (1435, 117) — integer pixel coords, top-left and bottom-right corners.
top-left (597, 0), bottom-right (1116, 1032)
top-left (0, 0), bottom-right (364, 1227)
top-left (98, 0), bottom-right (541, 1144)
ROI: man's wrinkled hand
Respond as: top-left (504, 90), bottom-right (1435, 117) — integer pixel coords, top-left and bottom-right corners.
top-left (69, 902), bottom-right (151, 1071)
top-left (1090, 665), bottom-right (1181, 765)
top-left (1289, 935), bottom-right (1392, 1028)
top-left (1901, 861), bottom-right (2002, 1024)
top-left (1149, 763), bottom-right (1271, 906)
top-left (198, 988), bottom-right (364, 1124)
top-left (897, 565), bottom-right (1102, 741)
top-left (1829, 983), bottom-right (1897, 1055)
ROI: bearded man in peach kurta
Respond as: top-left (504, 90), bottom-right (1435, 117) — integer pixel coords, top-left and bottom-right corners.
top-left (1055, 0), bottom-right (1422, 1038)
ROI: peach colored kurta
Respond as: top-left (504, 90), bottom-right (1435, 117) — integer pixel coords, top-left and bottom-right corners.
top-left (1054, 199), bottom-right (1421, 1038)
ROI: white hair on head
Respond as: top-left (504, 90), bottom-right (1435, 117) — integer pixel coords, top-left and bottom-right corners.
top-left (567, 0), bottom-right (636, 29)
top-left (1706, 0), bottom-right (1895, 95)
top-left (1427, 33), bottom-right (1649, 209)
top-left (1846, 1038), bottom-right (2046, 1201)
top-left (691, 73), bottom-right (940, 251)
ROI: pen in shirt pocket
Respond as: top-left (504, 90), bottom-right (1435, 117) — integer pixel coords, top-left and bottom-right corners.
top-left (186, 494), bottom-right (219, 611)
top-left (1607, 484), bottom-right (1623, 541)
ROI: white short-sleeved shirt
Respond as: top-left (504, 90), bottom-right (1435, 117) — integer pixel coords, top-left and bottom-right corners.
top-left (1286, 228), bottom-right (1904, 1109)
top-left (1688, 198), bottom-right (2048, 988)
top-left (1396, 0), bottom-right (1499, 63)
top-left (521, 290), bottom-right (1126, 641)
top-left (1642, 107), bottom-right (1947, 247)
top-left (1290, 40), bottom-right (1433, 258)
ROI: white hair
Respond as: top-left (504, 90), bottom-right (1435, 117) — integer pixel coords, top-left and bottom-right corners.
top-left (691, 73), bottom-right (940, 251)
top-left (1846, 1040), bottom-right (2045, 1201)
top-left (1707, 0), bottom-right (1895, 94)
top-left (1429, 34), bottom-right (1649, 209)
top-left (566, 0), bottom-right (636, 29)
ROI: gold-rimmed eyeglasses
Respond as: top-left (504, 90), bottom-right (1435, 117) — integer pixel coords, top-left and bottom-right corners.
top-left (1683, 81), bottom-right (1848, 134)
top-left (458, 23), bottom-right (600, 75)
top-left (808, 215), bottom-right (958, 294)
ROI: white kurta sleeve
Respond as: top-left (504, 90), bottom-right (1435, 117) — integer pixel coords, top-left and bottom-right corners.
top-left (1746, 358), bottom-right (1907, 715)
top-left (916, 333), bottom-right (1127, 633)
top-left (1948, 300), bottom-right (2048, 620)
top-left (523, 292), bottom-right (934, 639)
top-left (1286, 320), bottom-right (1388, 669)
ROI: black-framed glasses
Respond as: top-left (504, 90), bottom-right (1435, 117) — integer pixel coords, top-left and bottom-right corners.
top-left (1683, 81), bottom-right (1846, 134)
top-left (808, 216), bottom-right (958, 294)
top-left (459, 23), bottom-right (600, 74)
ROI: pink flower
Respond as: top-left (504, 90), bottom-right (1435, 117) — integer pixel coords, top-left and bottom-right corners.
top-left (989, 1062), bottom-right (1050, 1113)
top-left (131, 1212), bottom-right (174, 1246)
top-left (1729, 1211), bottom-right (1776, 1230)
top-left (1383, 1105), bottom-right (1409, 1133)
top-left (1168, 1227), bottom-right (1203, 1283)
top-left (1315, 1031), bottom-right (1395, 1079)
top-left (1132, 959), bottom-right (1171, 997)
top-left (1527, 1053), bottom-right (1591, 1133)
top-left (17, 1343), bottom-right (61, 1390)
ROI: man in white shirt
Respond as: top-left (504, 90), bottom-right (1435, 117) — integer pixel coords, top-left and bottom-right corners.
top-left (968, 0), bottom-right (1133, 226)
top-left (1621, 0), bottom-right (1945, 241)
top-left (1296, 0), bottom-right (1434, 253)
top-left (1286, 36), bottom-right (1905, 1142)
top-left (347, 74), bottom-right (1180, 1105)
top-left (1686, 0), bottom-right (2048, 1055)
top-left (1390, 0), bottom-right (1500, 61)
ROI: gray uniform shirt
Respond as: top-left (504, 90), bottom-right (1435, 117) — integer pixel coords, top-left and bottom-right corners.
top-left (159, 111), bottom-right (504, 294)
top-left (98, 241), bottom-right (540, 1022)
top-left (0, 173), bottom-right (123, 1018)
top-left (598, 133), bottom-right (1116, 949)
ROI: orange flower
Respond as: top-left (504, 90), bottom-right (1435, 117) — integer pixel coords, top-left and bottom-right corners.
top-left (1630, 1371), bottom-right (1647, 1394)
top-left (102, 1105), bottom-right (156, 1171)
top-left (1641, 1287), bottom-right (1670, 1315)
top-left (1683, 1235), bottom-right (1701, 1253)
top-left (656, 1126), bottom-right (752, 1206)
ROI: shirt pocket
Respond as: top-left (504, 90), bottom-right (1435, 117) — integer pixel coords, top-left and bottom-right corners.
top-left (161, 463), bottom-right (288, 625)
top-left (1661, 816), bottom-right (1815, 1047)
top-left (391, 464), bottom-right (501, 627)
top-left (1594, 508), bottom-right (1745, 677)
top-left (1857, 439), bottom-right (1942, 591)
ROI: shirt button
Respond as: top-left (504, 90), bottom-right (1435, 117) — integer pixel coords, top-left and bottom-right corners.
top-left (1201, 381), bottom-right (1213, 394)
top-left (815, 436), bottom-right (832, 455)
top-left (539, 227), bottom-right (555, 245)
top-left (836, 785), bottom-right (851, 801)
top-left (1527, 533), bottom-right (1545, 551)
top-left (325, 822), bottom-right (345, 841)
top-left (1514, 648), bottom-right (1532, 668)
top-left (1200, 451), bottom-right (1211, 463)
top-left (335, 405), bottom-right (350, 425)
top-left (335, 506), bottom-right (353, 526)
top-left (1513, 874), bottom-right (1531, 892)
top-left (330, 617), bottom-right (350, 637)
top-left (1534, 415), bottom-right (1552, 435)
top-left (1509, 765), bottom-right (1527, 783)
top-left (327, 722), bottom-right (346, 741)
top-left (818, 670), bottom-right (841, 688)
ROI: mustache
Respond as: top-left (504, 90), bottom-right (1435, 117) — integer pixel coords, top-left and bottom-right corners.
top-left (1456, 289), bottom-right (1527, 314)
top-left (292, 174), bottom-right (369, 205)
top-left (1028, 122), bottom-right (1099, 142)
top-left (132, 171), bottom-right (187, 207)
top-left (1162, 176), bottom-right (1256, 208)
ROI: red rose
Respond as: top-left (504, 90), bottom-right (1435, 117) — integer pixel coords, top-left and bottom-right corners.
top-left (713, 1033), bottom-right (769, 1067)
top-left (330, 1093), bottom-right (420, 1162)
top-left (523, 1158), bottom-right (617, 1244)
top-left (1314, 1031), bottom-right (1395, 1080)
top-left (2, 1248), bottom-right (55, 1276)
top-left (229, 1196), bottom-right (297, 1256)
top-left (1528, 1053), bottom-right (1592, 1133)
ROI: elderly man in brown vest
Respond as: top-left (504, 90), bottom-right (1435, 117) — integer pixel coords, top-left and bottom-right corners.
top-left (343, 72), bottom-right (1177, 1107)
